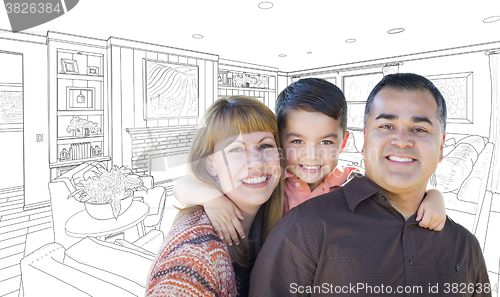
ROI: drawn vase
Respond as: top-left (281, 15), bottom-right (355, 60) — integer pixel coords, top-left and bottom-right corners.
top-left (75, 127), bottom-right (84, 137)
top-left (84, 190), bottom-right (134, 220)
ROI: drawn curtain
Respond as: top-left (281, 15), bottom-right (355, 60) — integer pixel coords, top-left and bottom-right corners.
top-left (488, 51), bottom-right (500, 193)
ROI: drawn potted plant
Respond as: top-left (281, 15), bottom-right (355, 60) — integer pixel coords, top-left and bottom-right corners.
top-left (68, 163), bottom-right (147, 219)
top-left (66, 116), bottom-right (100, 137)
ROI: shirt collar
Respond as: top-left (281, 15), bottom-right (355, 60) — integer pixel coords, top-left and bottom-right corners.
top-left (323, 168), bottom-right (344, 189)
top-left (283, 169), bottom-right (294, 179)
top-left (342, 173), bottom-right (380, 212)
top-left (405, 213), bottom-right (420, 226)
top-left (283, 168), bottom-right (347, 185)
top-left (342, 174), bottom-right (424, 225)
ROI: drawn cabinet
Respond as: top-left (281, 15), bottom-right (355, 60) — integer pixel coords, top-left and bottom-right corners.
top-left (48, 35), bottom-right (110, 178)
top-left (217, 67), bottom-right (277, 108)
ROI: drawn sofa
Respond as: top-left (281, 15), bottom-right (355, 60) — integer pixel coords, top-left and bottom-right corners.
top-left (432, 134), bottom-right (495, 233)
top-left (20, 236), bottom-right (159, 297)
top-left (341, 131), bottom-right (495, 234)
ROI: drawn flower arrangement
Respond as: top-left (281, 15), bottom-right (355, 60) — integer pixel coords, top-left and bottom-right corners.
top-left (66, 116), bottom-right (100, 137)
top-left (232, 73), bottom-right (245, 87)
top-left (68, 163), bottom-right (147, 219)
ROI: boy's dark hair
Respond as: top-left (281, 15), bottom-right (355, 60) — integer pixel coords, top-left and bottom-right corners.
top-left (364, 73), bottom-right (447, 133)
top-left (275, 78), bottom-right (348, 135)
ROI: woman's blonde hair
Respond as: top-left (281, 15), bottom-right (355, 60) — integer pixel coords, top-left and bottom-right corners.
top-left (184, 95), bottom-right (284, 268)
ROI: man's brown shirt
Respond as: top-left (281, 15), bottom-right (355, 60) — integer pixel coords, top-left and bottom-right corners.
top-left (249, 174), bottom-right (490, 296)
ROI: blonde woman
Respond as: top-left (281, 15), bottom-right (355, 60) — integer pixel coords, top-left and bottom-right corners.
top-left (145, 96), bottom-right (284, 296)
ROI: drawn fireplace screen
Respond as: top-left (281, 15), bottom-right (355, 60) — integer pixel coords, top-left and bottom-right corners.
top-left (144, 59), bottom-right (199, 120)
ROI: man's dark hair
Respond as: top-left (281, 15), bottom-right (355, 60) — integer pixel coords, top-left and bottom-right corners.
top-left (275, 78), bottom-right (348, 135)
top-left (364, 73), bottom-right (447, 133)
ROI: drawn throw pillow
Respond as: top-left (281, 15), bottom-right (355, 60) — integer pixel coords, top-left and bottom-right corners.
top-left (443, 138), bottom-right (456, 158)
top-left (444, 138), bottom-right (456, 147)
top-left (457, 143), bottom-right (494, 203)
top-left (456, 135), bottom-right (486, 154)
top-left (435, 143), bottom-right (478, 192)
top-left (442, 145), bottom-right (455, 158)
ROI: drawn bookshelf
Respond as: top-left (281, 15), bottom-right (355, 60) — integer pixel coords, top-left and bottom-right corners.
top-left (48, 36), bottom-right (110, 178)
top-left (217, 68), bottom-right (276, 106)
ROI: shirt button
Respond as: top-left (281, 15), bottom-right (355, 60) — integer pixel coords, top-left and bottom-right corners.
top-left (409, 261), bottom-right (413, 266)
top-left (455, 266), bottom-right (460, 272)
top-left (295, 182), bottom-right (301, 188)
top-left (382, 196), bottom-right (387, 201)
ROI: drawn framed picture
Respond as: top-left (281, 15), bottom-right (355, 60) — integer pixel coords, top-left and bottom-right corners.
top-left (0, 89), bottom-right (23, 124)
top-left (143, 59), bottom-right (199, 120)
top-left (60, 58), bottom-right (79, 74)
top-left (87, 66), bottom-right (99, 76)
top-left (427, 72), bottom-right (473, 124)
top-left (67, 87), bottom-right (95, 110)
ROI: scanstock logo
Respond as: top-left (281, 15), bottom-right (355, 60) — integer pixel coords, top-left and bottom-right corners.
top-left (4, 0), bottom-right (79, 32)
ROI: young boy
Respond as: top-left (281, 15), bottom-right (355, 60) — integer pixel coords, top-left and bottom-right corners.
top-left (174, 78), bottom-right (446, 245)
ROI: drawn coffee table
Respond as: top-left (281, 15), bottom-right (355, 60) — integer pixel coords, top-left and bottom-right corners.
top-left (65, 201), bottom-right (150, 241)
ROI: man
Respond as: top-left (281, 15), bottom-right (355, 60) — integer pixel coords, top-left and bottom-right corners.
top-left (249, 73), bottom-right (491, 296)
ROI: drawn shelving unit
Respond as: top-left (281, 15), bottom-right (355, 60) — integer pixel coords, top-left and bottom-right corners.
top-left (218, 69), bottom-right (274, 103)
top-left (217, 59), bottom-right (278, 109)
top-left (48, 34), bottom-right (110, 178)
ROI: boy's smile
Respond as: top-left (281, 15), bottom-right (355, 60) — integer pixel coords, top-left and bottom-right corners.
top-left (280, 110), bottom-right (347, 191)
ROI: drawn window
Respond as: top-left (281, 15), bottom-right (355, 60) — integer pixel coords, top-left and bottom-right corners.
top-left (0, 52), bottom-right (23, 125)
top-left (324, 77), bottom-right (337, 86)
top-left (343, 72), bottom-right (383, 129)
top-left (343, 72), bottom-right (383, 102)
top-left (144, 59), bottom-right (199, 120)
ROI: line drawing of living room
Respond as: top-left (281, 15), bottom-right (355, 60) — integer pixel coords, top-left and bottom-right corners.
top-left (1, 1), bottom-right (500, 296)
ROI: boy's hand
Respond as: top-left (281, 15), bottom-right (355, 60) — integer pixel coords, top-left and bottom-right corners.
top-left (417, 189), bottom-right (446, 231)
top-left (204, 196), bottom-right (245, 246)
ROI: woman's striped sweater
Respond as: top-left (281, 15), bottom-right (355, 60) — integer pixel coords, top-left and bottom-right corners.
top-left (146, 209), bottom-right (237, 296)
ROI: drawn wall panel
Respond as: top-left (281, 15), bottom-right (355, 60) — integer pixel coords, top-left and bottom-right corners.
top-left (144, 59), bottom-right (199, 120)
